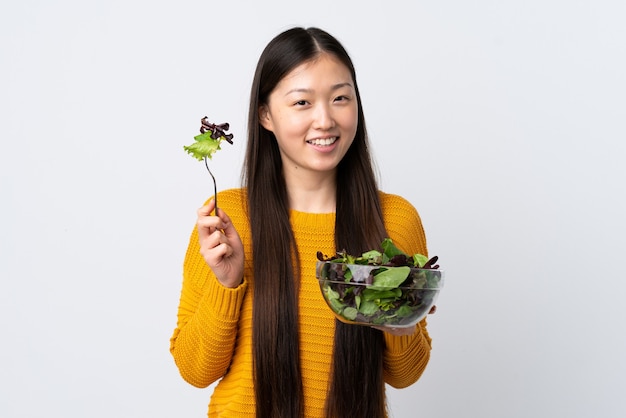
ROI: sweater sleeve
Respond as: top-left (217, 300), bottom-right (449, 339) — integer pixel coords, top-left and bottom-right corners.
top-left (380, 193), bottom-right (434, 388)
top-left (169, 209), bottom-right (248, 388)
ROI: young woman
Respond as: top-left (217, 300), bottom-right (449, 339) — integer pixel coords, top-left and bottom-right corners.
top-left (170, 27), bottom-right (434, 418)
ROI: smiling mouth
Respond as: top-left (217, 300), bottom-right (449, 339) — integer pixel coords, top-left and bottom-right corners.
top-left (307, 137), bottom-right (337, 146)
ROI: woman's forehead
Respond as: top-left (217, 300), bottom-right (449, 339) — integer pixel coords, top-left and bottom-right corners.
top-left (275, 54), bottom-right (353, 93)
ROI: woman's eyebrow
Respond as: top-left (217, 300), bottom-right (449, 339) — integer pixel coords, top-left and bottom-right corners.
top-left (330, 82), bottom-right (354, 90)
top-left (284, 82), bottom-right (354, 96)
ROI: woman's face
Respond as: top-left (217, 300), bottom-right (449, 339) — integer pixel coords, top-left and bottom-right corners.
top-left (259, 53), bottom-right (358, 177)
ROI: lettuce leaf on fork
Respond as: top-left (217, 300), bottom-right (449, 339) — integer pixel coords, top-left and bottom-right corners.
top-left (183, 130), bottom-right (227, 161)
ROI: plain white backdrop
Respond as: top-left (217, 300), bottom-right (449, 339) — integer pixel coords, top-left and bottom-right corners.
top-left (2, 0), bottom-right (625, 417)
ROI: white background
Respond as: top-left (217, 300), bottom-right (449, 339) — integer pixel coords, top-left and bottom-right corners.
top-left (2, 1), bottom-right (625, 417)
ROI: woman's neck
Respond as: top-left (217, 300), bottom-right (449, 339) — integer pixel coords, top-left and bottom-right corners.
top-left (284, 168), bottom-right (337, 213)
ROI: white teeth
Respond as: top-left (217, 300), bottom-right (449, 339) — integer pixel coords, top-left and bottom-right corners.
top-left (308, 137), bottom-right (337, 146)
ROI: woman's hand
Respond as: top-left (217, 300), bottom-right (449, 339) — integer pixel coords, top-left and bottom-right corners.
top-left (196, 199), bottom-right (244, 288)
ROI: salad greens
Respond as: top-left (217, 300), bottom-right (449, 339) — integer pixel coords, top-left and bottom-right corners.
top-left (183, 118), bottom-right (234, 161)
top-left (316, 239), bottom-right (442, 327)
top-left (183, 130), bottom-right (225, 161)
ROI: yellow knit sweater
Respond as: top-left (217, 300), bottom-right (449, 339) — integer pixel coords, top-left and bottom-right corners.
top-left (170, 188), bottom-right (432, 417)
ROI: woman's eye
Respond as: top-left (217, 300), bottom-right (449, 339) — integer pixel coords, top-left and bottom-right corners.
top-left (295, 100), bottom-right (308, 106)
top-left (334, 95), bottom-right (349, 102)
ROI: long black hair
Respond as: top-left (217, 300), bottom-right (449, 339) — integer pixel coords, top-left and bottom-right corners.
top-left (243, 27), bottom-right (388, 418)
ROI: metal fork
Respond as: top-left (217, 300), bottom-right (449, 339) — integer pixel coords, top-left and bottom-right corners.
top-left (204, 155), bottom-right (219, 215)
top-left (199, 117), bottom-right (234, 215)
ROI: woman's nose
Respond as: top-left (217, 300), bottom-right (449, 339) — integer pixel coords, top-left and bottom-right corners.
top-left (312, 103), bottom-right (335, 130)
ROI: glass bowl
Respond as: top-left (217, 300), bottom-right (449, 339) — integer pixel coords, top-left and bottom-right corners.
top-left (316, 261), bottom-right (444, 328)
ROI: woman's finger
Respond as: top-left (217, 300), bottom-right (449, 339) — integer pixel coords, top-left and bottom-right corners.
top-left (197, 202), bottom-right (226, 239)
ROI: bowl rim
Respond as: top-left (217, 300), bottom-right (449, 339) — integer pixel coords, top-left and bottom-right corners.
top-left (316, 260), bottom-right (445, 287)
top-left (315, 260), bottom-right (445, 273)
top-left (317, 278), bottom-right (444, 289)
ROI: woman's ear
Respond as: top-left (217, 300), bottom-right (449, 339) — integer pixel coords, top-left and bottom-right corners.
top-left (258, 105), bottom-right (273, 132)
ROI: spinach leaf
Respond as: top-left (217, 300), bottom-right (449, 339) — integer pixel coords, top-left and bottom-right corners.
top-left (370, 266), bottom-right (410, 290)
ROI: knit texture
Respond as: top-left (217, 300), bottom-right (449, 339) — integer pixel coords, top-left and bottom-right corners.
top-left (170, 188), bottom-right (433, 417)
